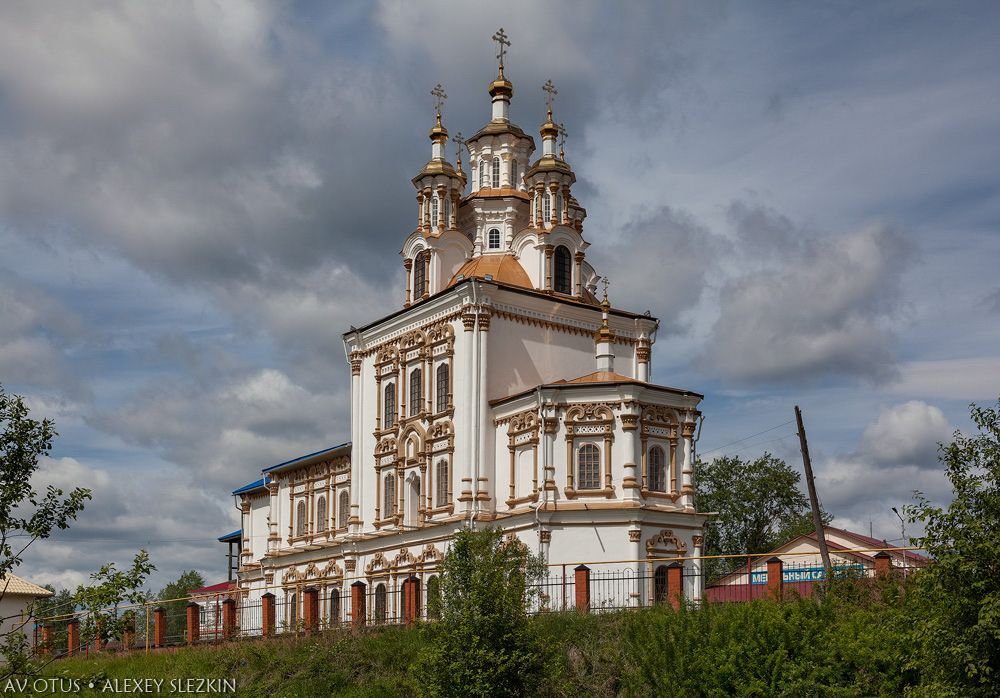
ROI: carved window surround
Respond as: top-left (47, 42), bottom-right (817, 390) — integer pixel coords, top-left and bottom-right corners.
top-left (639, 404), bottom-right (682, 501)
top-left (505, 408), bottom-right (540, 507)
top-left (562, 403), bottom-right (616, 499)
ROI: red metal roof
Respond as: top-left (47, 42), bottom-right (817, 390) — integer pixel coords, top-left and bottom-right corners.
top-left (190, 581), bottom-right (235, 594)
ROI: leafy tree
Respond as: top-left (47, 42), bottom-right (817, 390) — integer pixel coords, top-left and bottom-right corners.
top-left (696, 453), bottom-right (830, 579)
top-left (157, 569), bottom-right (206, 640)
top-left (0, 384), bottom-right (90, 673)
top-left (415, 527), bottom-right (550, 697)
top-left (74, 551), bottom-right (156, 649)
top-left (906, 397), bottom-right (1000, 696)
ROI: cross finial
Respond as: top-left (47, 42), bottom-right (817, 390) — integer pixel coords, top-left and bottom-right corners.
top-left (452, 131), bottom-right (465, 167)
top-left (543, 79), bottom-right (558, 115)
top-left (601, 276), bottom-right (610, 303)
top-left (492, 27), bottom-right (511, 74)
top-left (558, 122), bottom-right (568, 158)
top-left (431, 83), bottom-right (447, 117)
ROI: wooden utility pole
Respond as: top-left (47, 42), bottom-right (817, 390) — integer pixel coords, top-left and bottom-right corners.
top-left (795, 405), bottom-right (832, 578)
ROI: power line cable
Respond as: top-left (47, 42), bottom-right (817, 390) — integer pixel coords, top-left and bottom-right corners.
top-left (699, 419), bottom-right (795, 457)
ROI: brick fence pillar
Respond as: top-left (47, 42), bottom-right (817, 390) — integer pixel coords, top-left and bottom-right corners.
top-left (153, 607), bottom-right (166, 648)
top-left (303, 587), bottom-right (319, 635)
top-left (667, 562), bottom-right (684, 611)
top-left (574, 565), bottom-right (591, 614)
top-left (261, 593), bottom-right (276, 637)
top-left (67, 619), bottom-right (79, 657)
top-left (351, 581), bottom-right (367, 631)
top-left (403, 576), bottom-right (419, 626)
top-left (767, 557), bottom-right (784, 601)
top-left (221, 598), bottom-right (237, 640)
top-left (874, 551), bottom-right (892, 578)
top-left (186, 602), bottom-right (200, 645)
top-left (94, 619), bottom-right (104, 652)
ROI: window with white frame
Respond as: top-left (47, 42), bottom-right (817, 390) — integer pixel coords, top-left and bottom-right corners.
top-left (577, 444), bottom-right (601, 490)
top-left (543, 192), bottom-right (551, 222)
top-left (649, 446), bottom-right (666, 493)
top-left (487, 228), bottom-right (501, 249)
top-left (430, 196), bottom-right (438, 228)
top-left (554, 245), bottom-right (572, 294)
top-left (511, 160), bottom-right (519, 189)
top-left (316, 496), bottom-right (327, 532)
top-left (295, 500), bottom-right (306, 537)
top-left (436, 364), bottom-right (449, 412)
top-left (383, 382), bottom-right (396, 429)
top-left (383, 472), bottom-right (396, 518)
top-left (409, 368), bottom-right (422, 415)
top-left (492, 157), bottom-right (500, 188)
top-left (435, 459), bottom-right (449, 507)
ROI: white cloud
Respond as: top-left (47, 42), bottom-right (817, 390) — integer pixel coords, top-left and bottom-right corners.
top-left (859, 400), bottom-right (952, 468)
top-left (891, 358), bottom-right (1000, 402)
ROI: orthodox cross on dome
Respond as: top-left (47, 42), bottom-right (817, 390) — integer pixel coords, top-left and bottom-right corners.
top-left (558, 122), bottom-right (568, 159)
top-left (492, 27), bottom-right (511, 74)
top-left (601, 276), bottom-right (610, 303)
top-left (452, 131), bottom-right (465, 168)
top-left (543, 79), bottom-right (558, 115)
top-left (431, 83), bottom-right (447, 118)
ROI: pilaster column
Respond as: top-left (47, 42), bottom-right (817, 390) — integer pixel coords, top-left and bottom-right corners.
top-left (561, 184), bottom-right (570, 224)
top-left (573, 251), bottom-right (584, 298)
top-left (621, 413), bottom-right (639, 498)
top-left (403, 258), bottom-right (413, 308)
top-left (681, 421), bottom-right (695, 510)
top-left (422, 252), bottom-right (431, 300)
top-left (636, 340), bottom-right (650, 382)
top-left (436, 185), bottom-right (447, 230)
top-left (543, 245), bottom-right (554, 292)
top-left (415, 192), bottom-right (424, 231)
top-left (349, 351), bottom-right (363, 530)
top-left (460, 310), bottom-right (476, 507)
top-left (476, 310), bottom-right (491, 504)
top-left (548, 183), bottom-right (559, 225)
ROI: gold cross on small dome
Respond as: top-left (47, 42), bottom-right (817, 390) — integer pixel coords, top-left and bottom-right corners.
top-left (431, 84), bottom-right (447, 117)
top-left (543, 79), bottom-right (558, 112)
top-left (492, 28), bottom-right (511, 71)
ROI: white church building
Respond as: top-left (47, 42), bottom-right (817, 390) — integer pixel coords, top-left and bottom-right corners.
top-left (227, 32), bottom-right (708, 627)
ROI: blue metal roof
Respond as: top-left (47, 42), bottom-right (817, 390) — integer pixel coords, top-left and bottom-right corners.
top-left (218, 530), bottom-right (241, 542)
top-left (261, 442), bottom-right (351, 474)
top-left (231, 478), bottom-right (266, 495)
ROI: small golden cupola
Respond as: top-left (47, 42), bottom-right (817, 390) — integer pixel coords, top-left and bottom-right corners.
top-left (411, 84), bottom-right (466, 238)
top-left (594, 278), bottom-right (617, 372)
top-left (525, 80), bottom-right (586, 233)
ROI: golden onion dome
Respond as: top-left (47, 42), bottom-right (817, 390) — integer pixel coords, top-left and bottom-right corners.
top-left (540, 108), bottom-right (560, 138)
top-left (429, 112), bottom-right (448, 143)
top-left (489, 66), bottom-right (514, 98)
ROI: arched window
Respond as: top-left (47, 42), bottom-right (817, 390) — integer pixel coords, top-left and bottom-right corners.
top-left (383, 472), bottom-right (396, 518)
top-left (654, 565), bottom-right (668, 604)
top-left (511, 160), bottom-right (519, 189)
top-left (649, 446), bottom-right (666, 493)
top-left (488, 228), bottom-right (501, 249)
top-left (543, 191), bottom-right (551, 222)
top-left (383, 383), bottom-right (396, 429)
top-left (556, 192), bottom-right (564, 222)
top-left (295, 500), bottom-right (306, 537)
top-left (554, 245), bottom-right (572, 294)
top-left (431, 196), bottom-right (439, 228)
top-left (436, 364), bottom-right (449, 412)
top-left (409, 368), bottom-right (422, 415)
top-left (436, 459), bottom-right (449, 507)
top-left (426, 575), bottom-right (441, 620)
top-left (338, 490), bottom-right (349, 529)
top-left (316, 496), bottom-right (327, 532)
top-left (329, 588), bottom-right (341, 625)
top-left (374, 583), bottom-right (387, 623)
top-left (492, 156), bottom-right (500, 188)
top-left (480, 159), bottom-right (489, 189)
top-left (289, 592), bottom-right (297, 625)
top-left (413, 250), bottom-right (427, 299)
top-left (577, 444), bottom-right (601, 490)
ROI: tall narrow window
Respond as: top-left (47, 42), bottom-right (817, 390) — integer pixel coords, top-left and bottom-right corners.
top-left (295, 500), bottom-right (306, 537)
top-left (436, 364), bottom-right (449, 412)
top-left (654, 566), bottom-right (668, 604)
top-left (430, 196), bottom-right (438, 228)
top-left (436, 459), bottom-right (449, 507)
top-left (492, 157), bottom-right (500, 188)
top-left (409, 368), bottom-right (422, 415)
top-left (338, 490), bottom-right (349, 529)
top-left (383, 472), bottom-right (396, 518)
top-left (649, 446), bottom-right (666, 492)
top-left (577, 444), bottom-right (601, 490)
top-left (443, 196), bottom-right (451, 228)
top-left (316, 496), bottom-right (327, 532)
top-left (543, 192), bottom-right (551, 222)
top-left (374, 584), bottom-right (387, 622)
top-left (413, 250), bottom-right (427, 298)
top-left (511, 161), bottom-right (519, 189)
top-left (426, 576), bottom-right (441, 620)
top-left (488, 228), bottom-right (501, 249)
top-left (480, 159), bottom-right (489, 189)
top-left (554, 245), bottom-right (572, 294)
top-left (330, 588), bottom-right (341, 624)
top-left (289, 592), bottom-right (297, 625)
top-left (384, 383), bottom-right (396, 429)
top-left (556, 192), bottom-right (564, 222)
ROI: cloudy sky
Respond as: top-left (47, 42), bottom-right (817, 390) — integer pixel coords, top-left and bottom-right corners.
top-left (2, 1), bottom-right (998, 591)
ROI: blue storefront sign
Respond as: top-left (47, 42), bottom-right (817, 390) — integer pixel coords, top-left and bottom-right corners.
top-left (750, 563), bottom-right (865, 584)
